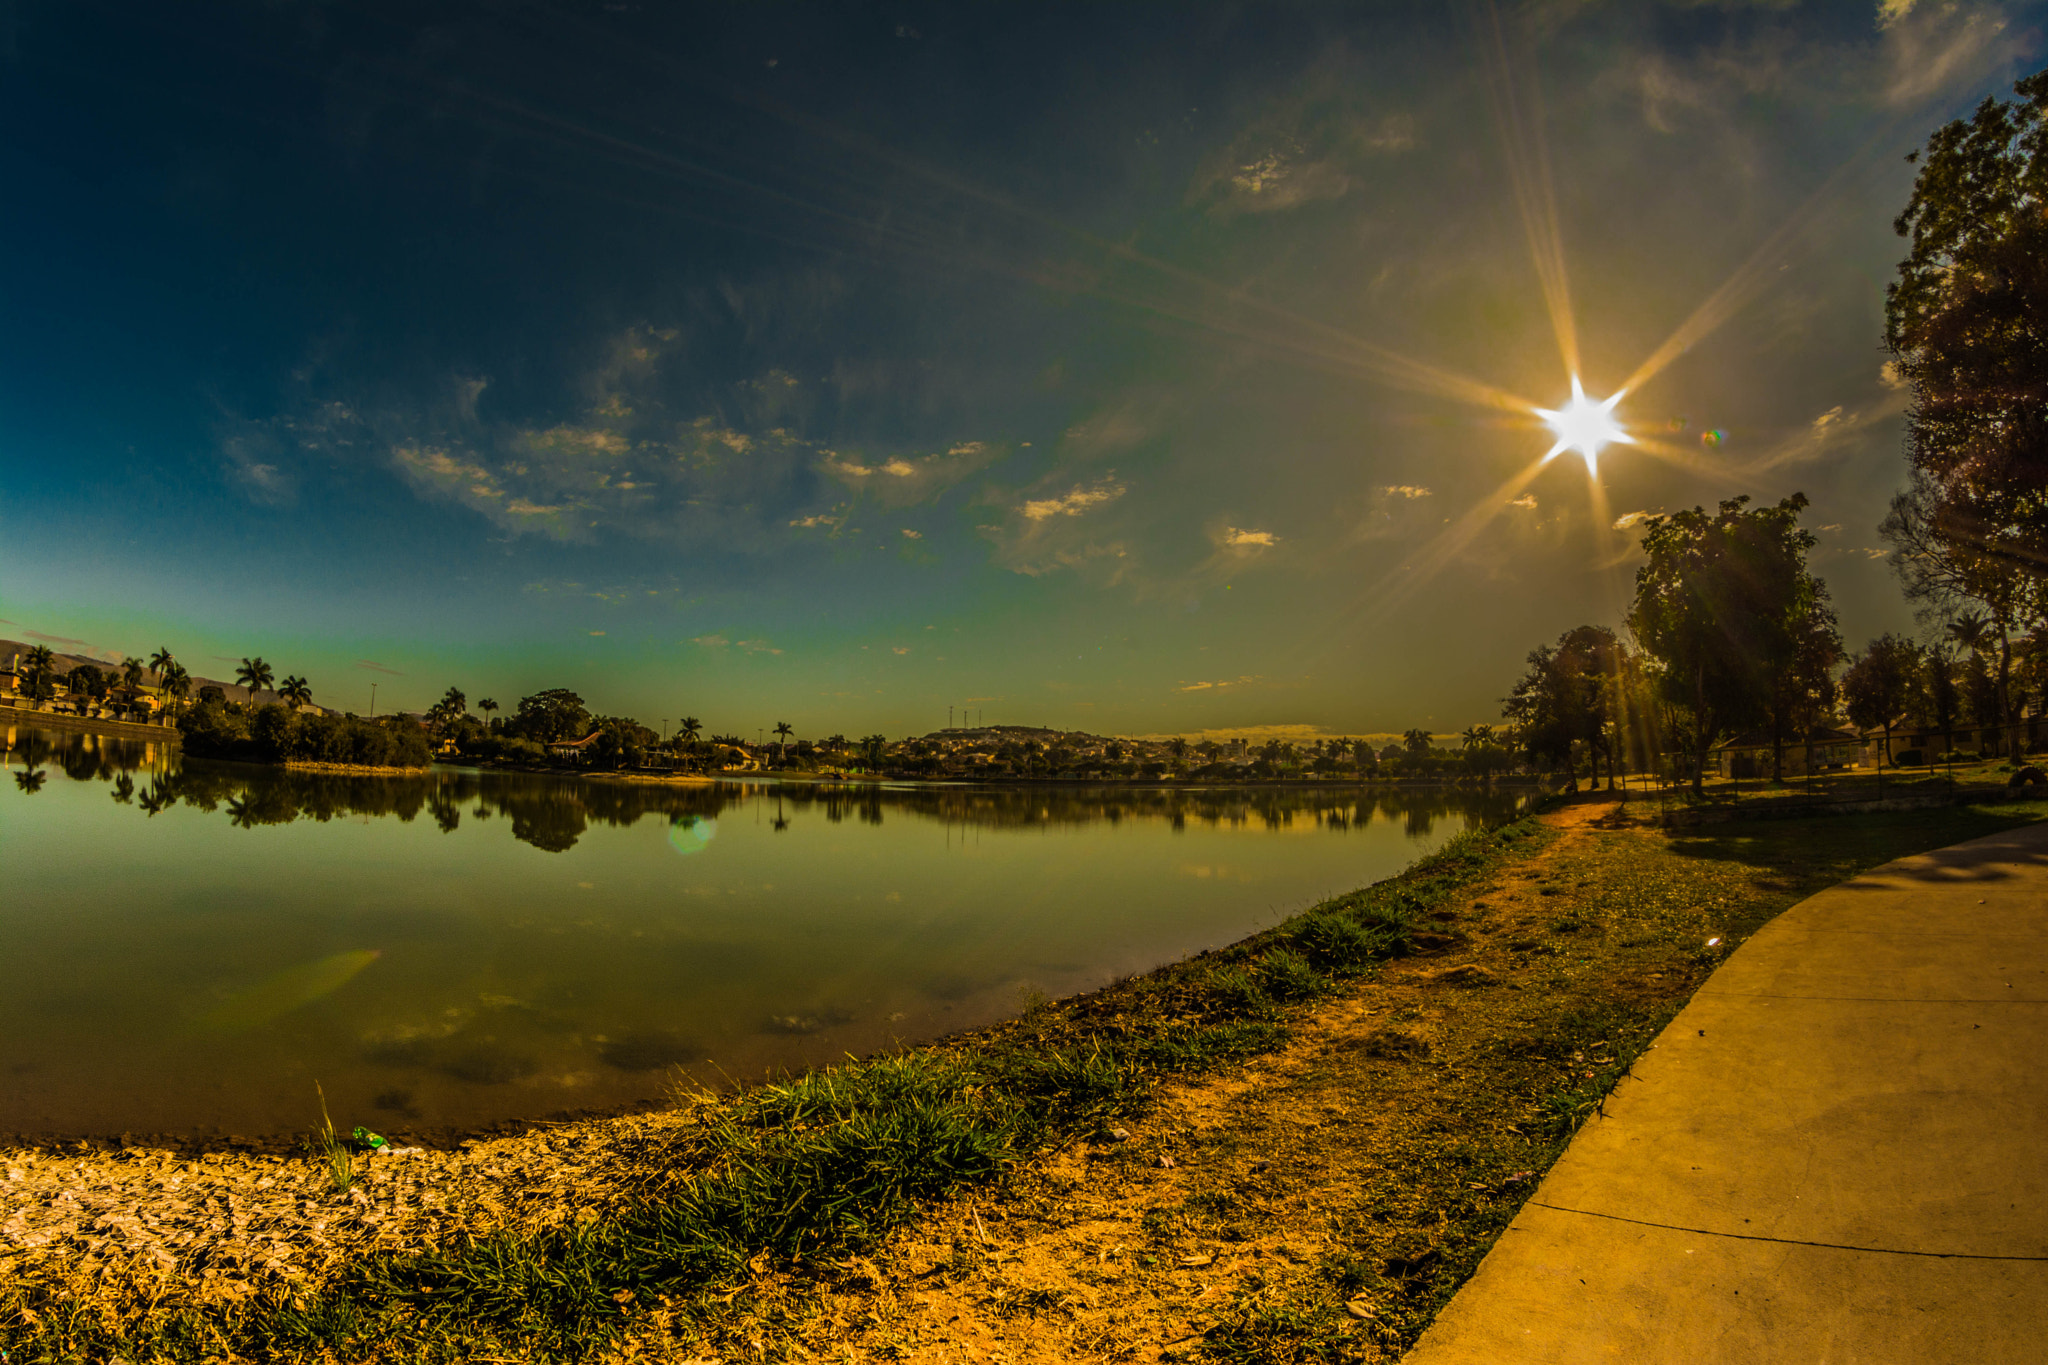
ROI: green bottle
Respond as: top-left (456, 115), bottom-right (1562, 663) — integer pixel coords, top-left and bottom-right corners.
top-left (351, 1126), bottom-right (388, 1152)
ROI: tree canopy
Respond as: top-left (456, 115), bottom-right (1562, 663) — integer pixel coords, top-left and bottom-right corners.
top-left (1628, 494), bottom-right (1832, 790)
top-left (1886, 66), bottom-right (2048, 585)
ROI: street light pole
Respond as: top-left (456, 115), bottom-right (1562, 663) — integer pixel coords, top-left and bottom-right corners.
top-left (370, 682), bottom-right (377, 718)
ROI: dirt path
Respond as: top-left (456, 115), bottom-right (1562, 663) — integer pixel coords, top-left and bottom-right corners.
top-left (685, 798), bottom-right (1781, 1363)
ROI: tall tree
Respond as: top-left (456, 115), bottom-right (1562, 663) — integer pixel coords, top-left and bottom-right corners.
top-left (19, 645), bottom-right (56, 704)
top-left (1761, 585), bottom-right (1844, 782)
top-left (773, 721), bottom-right (794, 762)
top-left (1881, 484), bottom-right (2041, 754)
top-left (147, 647), bottom-right (175, 681)
top-left (1628, 494), bottom-right (1827, 792)
top-left (234, 657), bottom-right (275, 705)
top-left (1886, 67), bottom-right (2048, 587)
top-left (120, 657), bottom-right (145, 689)
top-left (509, 689), bottom-right (591, 744)
top-left (278, 675), bottom-right (314, 711)
top-left (1843, 634), bottom-right (1921, 766)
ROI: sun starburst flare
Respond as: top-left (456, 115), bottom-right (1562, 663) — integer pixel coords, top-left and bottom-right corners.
top-left (1534, 377), bottom-right (1633, 473)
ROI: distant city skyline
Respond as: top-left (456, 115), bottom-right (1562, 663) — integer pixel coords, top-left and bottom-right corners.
top-left (3, 1), bottom-right (2038, 734)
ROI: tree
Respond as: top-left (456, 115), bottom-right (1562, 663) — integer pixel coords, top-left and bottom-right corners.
top-left (1886, 68), bottom-right (2048, 588)
top-left (148, 647), bottom-right (175, 681)
top-left (21, 644), bottom-right (55, 695)
top-left (1502, 628), bottom-right (1631, 790)
top-left (477, 698), bottom-right (499, 728)
top-left (1761, 587), bottom-right (1844, 782)
top-left (509, 689), bottom-right (592, 744)
top-left (1924, 644), bottom-right (1962, 757)
top-left (773, 721), bottom-right (794, 763)
top-left (160, 663), bottom-right (192, 719)
top-left (428, 686), bottom-right (468, 735)
top-left (1402, 728), bottom-right (1433, 758)
top-left (860, 734), bottom-right (889, 772)
top-left (1843, 634), bottom-right (1921, 766)
top-left (1881, 483), bottom-right (2041, 754)
top-left (1628, 494), bottom-right (1827, 793)
top-left (121, 657), bottom-right (145, 689)
top-left (234, 657), bottom-right (275, 705)
top-left (278, 675), bottom-right (314, 711)
top-left (679, 716), bottom-right (703, 743)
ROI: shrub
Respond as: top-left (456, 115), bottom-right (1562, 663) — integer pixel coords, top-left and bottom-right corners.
top-left (1894, 749), bottom-right (1926, 767)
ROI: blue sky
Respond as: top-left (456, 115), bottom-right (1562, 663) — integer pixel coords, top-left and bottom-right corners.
top-left (2, 0), bottom-right (2041, 736)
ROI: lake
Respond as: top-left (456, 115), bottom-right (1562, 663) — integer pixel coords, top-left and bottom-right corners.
top-left (1, 724), bottom-right (1525, 1139)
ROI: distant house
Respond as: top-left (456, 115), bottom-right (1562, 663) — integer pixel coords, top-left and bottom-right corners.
top-left (1713, 726), bottom-right (1862, 779)
top-left (546, 731), bottom-right (603, 761)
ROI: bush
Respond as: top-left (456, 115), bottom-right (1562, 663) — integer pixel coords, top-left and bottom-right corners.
top-left (182, 705), bottom-right (430, 767)
top-left (1894, 749), bottom-right (1926, 767)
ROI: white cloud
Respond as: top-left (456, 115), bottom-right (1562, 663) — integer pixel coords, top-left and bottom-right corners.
top-left (901, 528), bottom-right (922, 539)
top-left (1612, 510), bottom-right (1654, 530)
top-left (1508, 494), bottom-right (1538, 510)
top-left (1382, 485), bottom-right (1431, 500)
top-left (1221, 527), bottom-right (1278, 548)
top-left (692, 634), bottom-right (730, 648)
top-left (1021, 479), bottom-right (1127, 520)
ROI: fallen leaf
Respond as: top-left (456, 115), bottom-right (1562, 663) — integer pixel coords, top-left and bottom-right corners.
top-left (1177, 1253), bottom-right (1213, 1268)
top-left (1345, 1298), bottom-right (1378, 1320)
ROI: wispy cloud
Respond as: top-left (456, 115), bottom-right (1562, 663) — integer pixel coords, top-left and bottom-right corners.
top-left (1221, 527), bottom-right (1278, 548)
top-left (355, 660), bottom-right (403, 676)
top-left (1177, 675), bottom-right (1260, 693)
top-left (1382, 485), bottom-right (1431, 499)
top-left (1020, 478), bottom-right (1127, 521)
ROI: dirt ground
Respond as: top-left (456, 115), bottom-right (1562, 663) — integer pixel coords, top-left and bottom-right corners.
top-left (654, 796), bottom-right (1811, 1364)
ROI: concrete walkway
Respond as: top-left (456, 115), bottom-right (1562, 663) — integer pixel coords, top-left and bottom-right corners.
top-left (1405, 820), bottom-right (2048, 1364)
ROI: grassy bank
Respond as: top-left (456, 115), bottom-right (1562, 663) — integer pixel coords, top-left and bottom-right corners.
top-left (5, 796), bottom-right (2044, 1363)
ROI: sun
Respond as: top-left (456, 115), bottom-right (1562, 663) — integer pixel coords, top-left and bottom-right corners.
top-left (1535, 377), bottom-right (1633, 471)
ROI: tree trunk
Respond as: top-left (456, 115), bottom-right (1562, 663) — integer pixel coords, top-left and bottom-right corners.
top-left (1692, 663), bottom-right (1709, 795)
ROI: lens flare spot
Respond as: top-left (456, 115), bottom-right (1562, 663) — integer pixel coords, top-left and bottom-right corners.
top-left (668, 816), bottom-right (717, 857)
top-left (1701, 429), bottom-right (1726, 447)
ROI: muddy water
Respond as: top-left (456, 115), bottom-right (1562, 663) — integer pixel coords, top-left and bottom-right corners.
top-left (1, 725), bottom-right (1523, 1138)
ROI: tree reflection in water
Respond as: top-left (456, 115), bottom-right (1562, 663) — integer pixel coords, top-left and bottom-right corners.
top-left (5, 726), bottom-right (1529, 849)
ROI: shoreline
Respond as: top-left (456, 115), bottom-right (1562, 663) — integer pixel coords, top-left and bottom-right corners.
top-left (0, 704), bottom-right (179, 744)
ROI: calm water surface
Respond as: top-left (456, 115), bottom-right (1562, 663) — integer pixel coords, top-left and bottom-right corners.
top-left (2, 725), bottom-right (1524, 1138)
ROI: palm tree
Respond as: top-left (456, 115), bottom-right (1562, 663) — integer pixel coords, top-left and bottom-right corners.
top-left (477, 698), bottom-right (499, 731)
top-left (161, 663), bottom-right (192, 721)
top-left (680, 716), bottom-right (703, 743)
top-left (17, 644), bottom-right (54, 707)
top-left (278, 675), bottom-right (314, 711)
top-left (121, 657), bottom-right (145, 689)
top-left (235, 657), bottom-right (275, 705)
top-left (148, 647), bottom-right (176, 681)
top-left (773, 721), bottom-right (794, 762)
